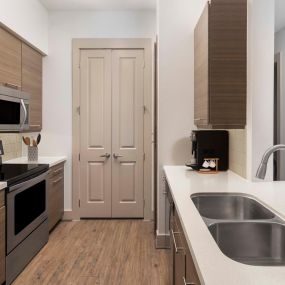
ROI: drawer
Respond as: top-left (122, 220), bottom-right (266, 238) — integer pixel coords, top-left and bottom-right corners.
top-left (0, 191), bottom-right (4, 208)
top-left (48, 163), bottom-right (64, 179)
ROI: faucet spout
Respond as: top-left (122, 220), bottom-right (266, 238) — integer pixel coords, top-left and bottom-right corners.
top-left (256, 144), bottom-right (285, 179)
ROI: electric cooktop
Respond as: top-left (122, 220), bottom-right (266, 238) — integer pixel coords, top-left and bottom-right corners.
top-left (0, 164), bottom-right (49, 186)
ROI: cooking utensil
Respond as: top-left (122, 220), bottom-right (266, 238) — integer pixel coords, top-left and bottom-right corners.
top-left (32, 139), bottom-right (37, 147)
top-left (22, 137), bottom-right (31, 146)
top-left (36, 134), bottom-right (41, 146)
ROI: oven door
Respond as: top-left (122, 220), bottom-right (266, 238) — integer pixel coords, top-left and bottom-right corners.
top-left (6, 171), bottom-right (48, 253)
top-left (0, 94), bottom-right (29, 131)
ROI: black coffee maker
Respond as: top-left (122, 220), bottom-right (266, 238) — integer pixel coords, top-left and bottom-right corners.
top-left (189, 130), bottom-right (229, 171)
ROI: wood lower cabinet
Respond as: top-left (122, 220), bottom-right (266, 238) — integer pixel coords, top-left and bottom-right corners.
top-left (0, 191), bottom-right (5, 285)
top-left (48, 163), bottom-right (64, 231)
top-left (22, 43), bottom-right (43, 131)
top-left (169, 190), bottom-right (201, 285)
top-left (0, 27), bottom-right (22, 89)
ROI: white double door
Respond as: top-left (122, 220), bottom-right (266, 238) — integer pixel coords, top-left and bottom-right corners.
top-left (79, 49), bottom-right (144, 218)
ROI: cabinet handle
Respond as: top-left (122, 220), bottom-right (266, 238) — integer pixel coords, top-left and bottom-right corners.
top-left (183, 277), bottom-right (195, 285)
top-left (53, 168), bottom-right (63, 175)
top-left (4, 82), bottom-right (20, 89)
top-left (194, 118), bottom-right (202, 121)
top-left (53, 176), bottom-right (63, 184)
top-left (171, 229), bottom-right (183, 253)
top-left (30, 124), bottom-right (41, 128)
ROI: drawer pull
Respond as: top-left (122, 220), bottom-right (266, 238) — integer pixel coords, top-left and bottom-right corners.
top-left (4, 82), bottom-right (20, 89)
top-left (183, 277), bottom-right (195, 285)
top-left (53, 176), bottom-right (63, 184)
top-left (53, 168), bottom-right (63, 175)
top-left (171, 229), bottom-right (183, 253)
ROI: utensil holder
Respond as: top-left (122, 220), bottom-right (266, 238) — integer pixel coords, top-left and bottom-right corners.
top-left (28, 146), bottom-right (38, 162)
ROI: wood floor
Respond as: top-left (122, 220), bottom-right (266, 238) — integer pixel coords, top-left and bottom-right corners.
top-left (13, 220), bottom-right (171, 285)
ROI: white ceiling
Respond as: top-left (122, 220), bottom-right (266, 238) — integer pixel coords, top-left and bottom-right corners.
top-left (275, 0), bottom-right (285, 32)
top-left (39, 0), bottom-right (156, 11)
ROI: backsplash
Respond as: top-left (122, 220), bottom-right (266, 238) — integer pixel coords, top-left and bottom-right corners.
top-left (0, 134), bottom-right (22, 162)
top-left (228, 129), bottom-right (247, 178)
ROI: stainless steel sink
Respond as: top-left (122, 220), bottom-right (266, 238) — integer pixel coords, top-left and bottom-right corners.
top-left (191, 193), bottom-right (275, 220)
top-left (209, 222), bottom-right (285, 266)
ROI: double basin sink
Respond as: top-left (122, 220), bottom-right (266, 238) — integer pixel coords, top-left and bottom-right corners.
top-left (191, 193), bottom-right (285, 266)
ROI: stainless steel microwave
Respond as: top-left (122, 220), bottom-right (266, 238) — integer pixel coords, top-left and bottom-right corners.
top-left (0, 85), bottom-right (30, 132)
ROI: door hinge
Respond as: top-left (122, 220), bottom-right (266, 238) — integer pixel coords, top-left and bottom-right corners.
top-left (78, 199), bottom-right (81, 207)
top-left (77, 106), bottom-right (80, 115)
top-left (142, 61), bottom-right (145, 69)
top-left (143, 105), bottom-right (147, 113)
top-left (79, 153), bottom-right (81, 161)
top-left (143, 153), bottom-right (146, 160)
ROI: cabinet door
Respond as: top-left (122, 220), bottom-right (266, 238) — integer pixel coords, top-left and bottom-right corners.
top-left (0, 206), bottom-right (5, 285)
top-left (172, 215), bottom-right (186, 285)
top-left (22, 43), bottom-right (43, 131)
top-left (0, 27), bottom-right (21, 88)
top-left (209, 0), bottom-right (247, 128)
top-left (48, 164), bottom-right (64, 231)
top-left (194, 3), bottom-right (209, 127)
top-left (186, 247), bottom-right (201, 285)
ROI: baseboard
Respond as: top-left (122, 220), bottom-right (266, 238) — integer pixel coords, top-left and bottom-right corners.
top-left (155, 231), bottom-right (170, 249)
top-left (63, 210), bottom-right (74, 221)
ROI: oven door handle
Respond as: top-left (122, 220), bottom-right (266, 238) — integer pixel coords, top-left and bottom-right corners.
top-left (20, 99), bottom-right (27, 130)
top-left (9, 171), bottom-right (48, 193)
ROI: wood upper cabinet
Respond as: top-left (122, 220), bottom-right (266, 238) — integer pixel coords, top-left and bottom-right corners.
top-left (0, 191), bottom-right (5, 285)
top-left (22, 43), bottom-right (43, 131)
top-left (0, 27), bottom-right (22, 89)
top-left (194, 0), bottom-right (247, 129)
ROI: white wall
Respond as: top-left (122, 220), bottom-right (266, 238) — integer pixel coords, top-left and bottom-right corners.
top-left (40, 10), bottom-right (156, 210)
top-left (0, 0), bottom-right (48, 54)
top-left (157, 0), bottom-right (207, 235)
top-left (275, 27), bottom-right (285, 180)
top-left (247, 0), bottom-right (275, 181)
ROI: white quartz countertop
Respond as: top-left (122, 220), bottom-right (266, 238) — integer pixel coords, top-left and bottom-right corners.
top-left (5, 156), bottom-right (67, 168)
top-left (164, 166), bottom-right (285, 285)
top-left (0, 182), bottom-right (7, 191)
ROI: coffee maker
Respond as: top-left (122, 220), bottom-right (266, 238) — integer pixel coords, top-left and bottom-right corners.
top-left (190, 130), bottom-right (229, 171)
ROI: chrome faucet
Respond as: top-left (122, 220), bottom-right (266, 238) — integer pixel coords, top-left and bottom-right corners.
top-left (256, 144), bottom-right (285, 179)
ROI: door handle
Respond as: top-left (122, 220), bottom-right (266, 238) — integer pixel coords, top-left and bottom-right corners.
top-left (100, 153), bottom-right (111, 158)
top-left (113, 153), bottom-right (123, 159)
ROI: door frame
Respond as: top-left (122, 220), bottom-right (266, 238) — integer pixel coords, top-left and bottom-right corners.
top-left (71, 38), bottom-right (154, 220)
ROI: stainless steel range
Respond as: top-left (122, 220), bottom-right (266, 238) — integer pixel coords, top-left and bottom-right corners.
top-left (0, 163), bottom-right (49, 284)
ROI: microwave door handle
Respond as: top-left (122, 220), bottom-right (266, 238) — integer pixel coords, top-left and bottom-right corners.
top-left (20, 99), bottom-right (27, 130)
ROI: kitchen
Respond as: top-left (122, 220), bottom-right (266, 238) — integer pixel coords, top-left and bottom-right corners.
top-left (0, 0), bottom-right (285, 284)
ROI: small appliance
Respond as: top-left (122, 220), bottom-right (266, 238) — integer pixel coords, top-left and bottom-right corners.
top-left (0, 85), bottom-right (30, 132)
top-left (190, 130), bottom-right (229, 171)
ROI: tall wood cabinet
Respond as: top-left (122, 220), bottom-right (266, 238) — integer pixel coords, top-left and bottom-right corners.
top-left (0, 27), bottom-right (22, 89)
top-left (0, 192), bottom-right (5, 285)
top-left (194, 0), bottom-right (247, 129)
top-left (22, 43), bottom-right (43, 131)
